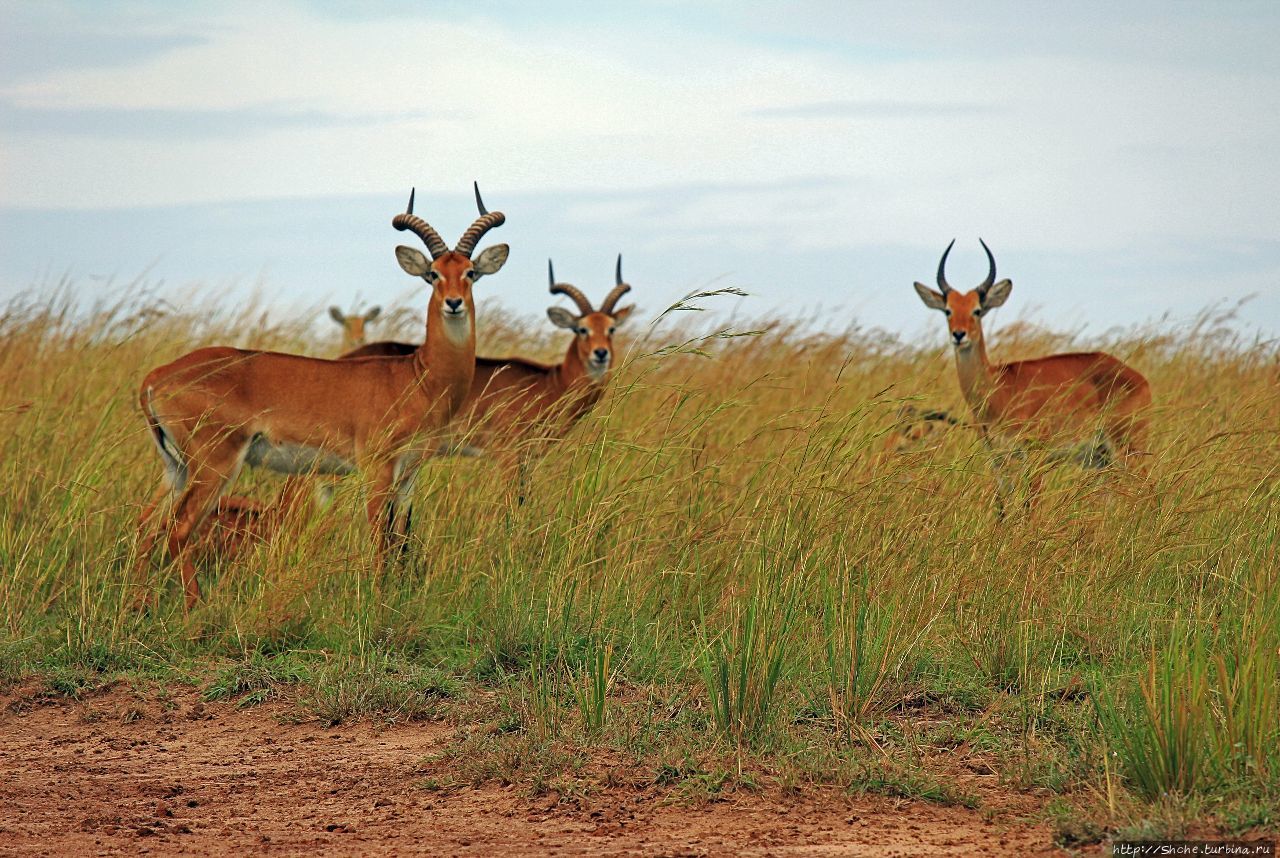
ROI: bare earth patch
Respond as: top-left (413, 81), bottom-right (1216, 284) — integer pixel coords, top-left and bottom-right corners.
top-left (0, 685), bottom-right (1072, 856)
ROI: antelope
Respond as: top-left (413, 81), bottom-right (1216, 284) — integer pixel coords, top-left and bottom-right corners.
top-left (912, 239), bottom-right (1151, 515)
top-left (879, 404), bottom-right (960, 458)
top-left (135, 184), bottom-right (508, 608)
top-left (186, 477), bottom-right (315, 561)
top-left (329, 305), bottom-right (382, 352)
top-left (344, 255), bottom-right (636, 503)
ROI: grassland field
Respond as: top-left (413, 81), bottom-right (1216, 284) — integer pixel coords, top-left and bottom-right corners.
top-left (1, 283), bottom-right (1277, 849)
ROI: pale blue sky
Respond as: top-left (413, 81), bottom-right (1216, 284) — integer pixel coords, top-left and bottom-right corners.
top-left (2, 1), bottom-right (1278, 341)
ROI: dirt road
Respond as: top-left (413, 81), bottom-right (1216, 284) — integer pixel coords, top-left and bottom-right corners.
top-left (0, 685), bottom-right (1068, 856)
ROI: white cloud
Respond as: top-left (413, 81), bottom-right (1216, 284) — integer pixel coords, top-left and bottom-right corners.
top-left (1, 1), bottom-right (1277, 337)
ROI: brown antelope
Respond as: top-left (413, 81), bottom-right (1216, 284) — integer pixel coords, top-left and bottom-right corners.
top-left (912, 239), bottom-right (1151, 515)
top-left (329, 305), bottom-right (382, 352)
top-left (135, 184), bottom-right (508, 608)
top-left (344, 255), bottom-right (636, 503)
top-left (185, 477), bottom-right (315, 561)
top-left (879, 404), bottom-right (960, 458)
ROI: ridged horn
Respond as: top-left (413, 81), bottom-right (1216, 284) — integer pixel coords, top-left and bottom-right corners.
top-left (599, 253), bottom-right (632, 315)
top-left (936, 238), bottom-right (955, 294)
top-left (548, 260), bottom-right (594, 315)
top-left (454, 181), bottom-right (506, 258)
top-left (391, 187), bottom-right (449, 259)
top-left (977, 238), bottom-right (997, 295)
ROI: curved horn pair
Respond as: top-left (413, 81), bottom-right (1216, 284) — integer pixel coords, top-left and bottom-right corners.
top-left (391, 182), bottom-right (506, 259)
top-left (936, 239), bottom-right (997, 295)
top-left (548, 254), bottom-right (633, 317)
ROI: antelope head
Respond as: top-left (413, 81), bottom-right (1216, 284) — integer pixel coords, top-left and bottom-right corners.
top-left (545, 254), bottom-right (636, 383)
top-left (328, 305), bottom-right (382, 349)
top-left (393, 182), bottom-right (509, 345)
top-left (913, 239), bottom-right (1012, 352)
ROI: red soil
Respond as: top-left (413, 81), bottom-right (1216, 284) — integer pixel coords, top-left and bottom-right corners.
top-left (0, 685), bottom-right (1072, 856)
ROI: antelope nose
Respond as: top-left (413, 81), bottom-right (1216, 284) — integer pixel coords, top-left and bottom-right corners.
top-left (445, 298), bottom-right (464, 312)
top-left (952, 330), bottom-right (967, 344)
top-left (593, 348), bottom-right (609, 361)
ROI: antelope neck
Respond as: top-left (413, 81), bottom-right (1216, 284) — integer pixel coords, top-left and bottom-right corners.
top-left (555, 338), bottom-right (606, 402)
top-left (952, 332), bottom-right (997, 422)
top-left (415, 305), bottom-right (476, 410)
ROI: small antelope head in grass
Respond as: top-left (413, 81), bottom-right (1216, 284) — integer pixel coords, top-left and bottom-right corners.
top-left (328, 305), bottom-right (382, 351)
top-left (545, 254), bottom-right (636, 383)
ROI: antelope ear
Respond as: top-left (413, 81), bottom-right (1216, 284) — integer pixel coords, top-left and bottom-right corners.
top-left (546, 306), bottom-right (579, 329)
top-left (610, 304), bottom-right (635, 326)
top-left (472, 243), bottom-right (509, 277)
top-left (395, 246), bottom-right (431, 277)
top-left (981, 279), bottom-right (1012, 309)
top-left (913, 282), bottom-right (947, 311)
top-left (328, 306), bottom-right (345, 325)
top-left (364, 305), bottom-right (381, 322)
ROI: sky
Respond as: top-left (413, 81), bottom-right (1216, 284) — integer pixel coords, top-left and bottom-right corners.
top-left (2, 0), bottom-right (1278, 344)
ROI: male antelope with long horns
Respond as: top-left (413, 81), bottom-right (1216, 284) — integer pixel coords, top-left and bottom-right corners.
top-left (135, 184), bottom-right (508, 608)
top-left (912, 239), bottom-right (1151, 516)
top-left (345, 255), bottom-right (636, 503)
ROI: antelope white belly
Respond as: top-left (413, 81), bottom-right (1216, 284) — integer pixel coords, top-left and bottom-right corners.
top-left (1048, 432), bottom-right (1113, 469)
top-left (244, 436), bottom-right (356, 476)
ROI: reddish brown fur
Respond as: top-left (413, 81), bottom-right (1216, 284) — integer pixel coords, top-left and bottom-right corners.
top-left (135, 474), bottom-right (315, 562)
top-left (914, 246), bottom-right (1151, 514)
top-left (136, 240), bottom-right (503, 609)
top-left (462, 310), bottom-right (623, 450)
top-left (939, 289), bottom-right (1151, 454)
top-left (344, 304), bottom-right (633, 499)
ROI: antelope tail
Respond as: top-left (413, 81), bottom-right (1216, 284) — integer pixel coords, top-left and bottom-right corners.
top-left (142, 387), bottom-right (188, 493)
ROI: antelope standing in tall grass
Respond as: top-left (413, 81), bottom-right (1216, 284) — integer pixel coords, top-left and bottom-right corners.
top-left (191, 306), bottom-right (383, 554)
top-left (329, 305), bottom-right (382, 352)
top-left (912, 239), bottom-right (1151, 515)
top-left (345, 256), bottom-right (636, 503)
top-left (135, 185), bottom-right (509, 607)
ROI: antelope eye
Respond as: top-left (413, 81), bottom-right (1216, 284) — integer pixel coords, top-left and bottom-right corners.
top-left (462, 271), bottom-right (474, 281)
top-left (576, 327), bottom-right (588, 335)
top-left (943, 308), bottom-right (952, 317)
top-left (608, 327), bottom-right (616, 336)
top-left (973, 308), bottom-right (983, 317)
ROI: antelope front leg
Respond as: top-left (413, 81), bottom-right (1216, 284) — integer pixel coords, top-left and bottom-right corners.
top-left (516, 454), bottom-right (531, 506)
top-left (389, 454), bottom-right (421, 560)
top-left (989, 447), bottom-right (1028, 521)
top-left (365, 462), bottom-right (397, 575)
top-left (985, 437), bottom-right (1010, 521)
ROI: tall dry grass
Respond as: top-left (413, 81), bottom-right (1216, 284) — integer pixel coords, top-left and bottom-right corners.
top-left (0, 283), bottom-right (1277, 820)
